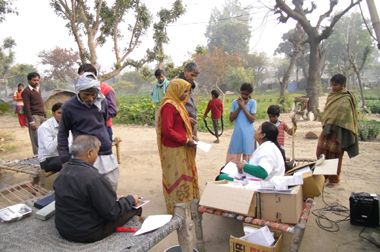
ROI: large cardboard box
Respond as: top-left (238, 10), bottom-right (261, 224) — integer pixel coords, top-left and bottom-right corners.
top-left (258, 185), bottom-right (303, 224)
top-left (230, 224), bottom-right (283, 252)
top-left (199, 180), bottom-right (256, 216)
top-left (286, 158), bottom-right (338, 199)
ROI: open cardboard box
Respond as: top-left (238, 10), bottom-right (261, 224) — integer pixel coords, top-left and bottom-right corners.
top-left (286, 158), bottom-right (338, 199)
top-left (199, 180), bottom-right (257, 217)
top-left (230, 223), bottom-right (283, 252)
top-left (258, 185), bottom-right (303, 224)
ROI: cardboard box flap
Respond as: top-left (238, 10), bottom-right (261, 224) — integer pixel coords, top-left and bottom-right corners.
top-left (313, 158), bottom-right (338, 175)
top-left (285, 162), bottom-right (315, 175)
top-left (199, 181), bottom-right (255, 214)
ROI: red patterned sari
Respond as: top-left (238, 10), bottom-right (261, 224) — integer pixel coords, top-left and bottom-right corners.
top-left (157, 79), bottom-right (200, 215)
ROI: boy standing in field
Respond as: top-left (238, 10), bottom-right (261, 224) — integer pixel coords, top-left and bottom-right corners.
top-left (151, 69), bottom-right (168, 132)
top-left (267, 105), bottom-right (297, 149)
top-left (204, 90), bottom-right (223, 143)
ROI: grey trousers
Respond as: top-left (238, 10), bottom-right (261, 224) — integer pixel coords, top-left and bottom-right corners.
top-left (27, 115), bottom-right (45, 155)
top-left (102, 167), bottom-right (119, 192)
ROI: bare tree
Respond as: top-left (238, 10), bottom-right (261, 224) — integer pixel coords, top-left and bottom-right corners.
top-left (273, 0), bottom-right (362, 117)
top-left (279, 22), bottom-right (306, 98)
top-left (348, 45), bottom-right (371, 108)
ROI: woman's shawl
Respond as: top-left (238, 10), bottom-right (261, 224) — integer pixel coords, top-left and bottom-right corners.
top-left (322, 88), bottom-right (358, 136)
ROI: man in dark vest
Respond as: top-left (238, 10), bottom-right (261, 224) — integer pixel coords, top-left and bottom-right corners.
top-left (21, 72), bottom-right (47, 155)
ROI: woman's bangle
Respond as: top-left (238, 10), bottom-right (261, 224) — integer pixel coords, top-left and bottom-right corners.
top-left (294, 126), bottom-right (298, 130)
top-left (186, 138), bottom-right (190, 144)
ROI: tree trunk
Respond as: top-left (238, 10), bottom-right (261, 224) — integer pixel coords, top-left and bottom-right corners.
top-left (300, 51), bottom-right (308, 81)
top-left (215, 78), bottom-right (225, 104)
top-left (356, 72), bottom-right (366, 108)
top-left (3, 76), bottom-right (9, 97)
top-left (306, 39), bottom-right (320, 118)
top-left (158, 61), bottom-right (164, 70)
top-left (280, 51), bottom-right (299, 97)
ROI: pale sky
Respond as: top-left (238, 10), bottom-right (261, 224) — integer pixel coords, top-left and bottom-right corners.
top-left (0, 0), bottom-right (373, 75)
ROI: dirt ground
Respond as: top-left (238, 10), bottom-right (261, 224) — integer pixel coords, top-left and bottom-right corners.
top-left (1, 95), bottom-right (379, 252)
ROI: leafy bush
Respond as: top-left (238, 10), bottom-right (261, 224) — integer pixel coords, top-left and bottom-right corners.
top-left (0, 103), bottom-right (12, 113)
top-left (364, 94), bottom-right (380, 100)
top-left (358, 120), bottom-right (380, 141)
top-left (117, 96), bottom-right (155, 126)
top-left (114, 91), bottom-right (303, 132)
top-left (366, 100), bottom-right (380, 114)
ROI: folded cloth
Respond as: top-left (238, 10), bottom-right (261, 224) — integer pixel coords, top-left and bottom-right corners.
top-left (76, 72), bottom-right (100, 91)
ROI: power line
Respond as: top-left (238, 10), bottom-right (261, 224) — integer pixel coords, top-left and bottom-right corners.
top-left (168, 9), bottom-right (270, 27)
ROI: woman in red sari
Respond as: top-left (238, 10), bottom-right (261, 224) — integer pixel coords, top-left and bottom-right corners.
top-left (13, 83), bottom-right (28, 127)
top-left (157, 79), bottom-right (200, 215)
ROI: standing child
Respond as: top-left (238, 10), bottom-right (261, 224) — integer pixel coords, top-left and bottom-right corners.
top-left (13, 83), bottom-right (28, 127)
top-left (203, 90), bottom-right (223, 143)
top-left (267, 105), bottom-right (297, 150)
top-left (226, 83), bottom-right (256, 164)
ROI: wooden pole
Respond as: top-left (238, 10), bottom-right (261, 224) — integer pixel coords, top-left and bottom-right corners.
top-left (366, 0), bottom-right (380, 49)
top-left (292, 127), bottom-right (295, 161)
top-left (191, 200), bottom-right (205, 252)
top-left (174, 203), bottom-right (194, 252)
top-left (113, 137), bottom-right (122, 164)
top-left (292, 115), bottom-right (295, 161)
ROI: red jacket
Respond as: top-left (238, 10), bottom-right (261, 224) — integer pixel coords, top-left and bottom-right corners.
top-left (204, 98), bottom-right (223, 120)
top-left (161, 103), bottom-right (187, 147)
top-left (100, 83), bottom-right (116, 127)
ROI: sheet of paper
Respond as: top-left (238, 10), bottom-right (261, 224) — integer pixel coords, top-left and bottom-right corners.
top-left (293, 166), bottom-right (311, 176)
top-left (257, 188), bottom-right (294, 194)
top-left (221, 162), bottom-right (244, 179)
top-left (313, 158), bottom-right (339, 175)
top-left (315, 154), bottom-right (325, 166)
top-left (283, 174), bottom-right (303, 186)
top-left (241, 226), bottom-right (275, 247)
top-left (270, 176), bottom-right (288, 190)
top-left (134, 215), bottom-right (172, 236)
top-left (132, 200), bottom-right (150, 209)
top-left (195, 141), bottom-right (211, 152)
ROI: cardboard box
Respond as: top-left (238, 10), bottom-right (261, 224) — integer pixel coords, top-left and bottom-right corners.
top-left (258, 185), bottom-right (303, 224)
top-left (230, 224), bottom-right (283, 252)
top-left (199, 180), bottom-right (256, 217)
top-left (286, 158), bottom-right (338, 199)
top-left (301, 171), bottom-right (325, 199)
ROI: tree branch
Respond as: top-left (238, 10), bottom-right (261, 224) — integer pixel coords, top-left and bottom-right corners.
top-left (316, 0), bottom-right (337, 28)
top-left (319, 0), bottom-right (362, 42)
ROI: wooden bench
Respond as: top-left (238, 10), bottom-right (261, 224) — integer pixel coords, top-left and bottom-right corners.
top-left (0, 202), bottom-right (195, 252)
top-left (191, 198), bottom-right (314, 252)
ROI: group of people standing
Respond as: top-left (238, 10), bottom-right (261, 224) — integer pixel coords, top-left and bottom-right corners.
top-left (12, 62), bottom-right (358, 243)
top-left (154, 68), bottom-right (360, 216)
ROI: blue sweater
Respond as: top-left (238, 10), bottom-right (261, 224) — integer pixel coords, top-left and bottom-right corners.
top-left (58, 95), bottom-right (112, 163)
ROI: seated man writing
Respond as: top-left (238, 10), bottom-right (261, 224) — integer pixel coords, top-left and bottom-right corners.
top-left (54, 135), bottom-right (141, 243)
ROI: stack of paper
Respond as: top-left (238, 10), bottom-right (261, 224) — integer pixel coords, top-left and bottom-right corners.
top-left (240, 226), bottom-right (275, 247)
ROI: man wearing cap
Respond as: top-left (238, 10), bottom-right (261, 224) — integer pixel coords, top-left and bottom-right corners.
top-left (57, 72), bottom-right (119, 191)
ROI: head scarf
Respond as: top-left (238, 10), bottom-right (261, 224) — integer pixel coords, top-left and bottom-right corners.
top-left (157, 79), bottom-right (193, 146)
top-left (76, 72), bottom-right (104, 110)
top-left (76, 72), bottom-right (100, 91)
top-left (322, 88), bottom-right (358, 136)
